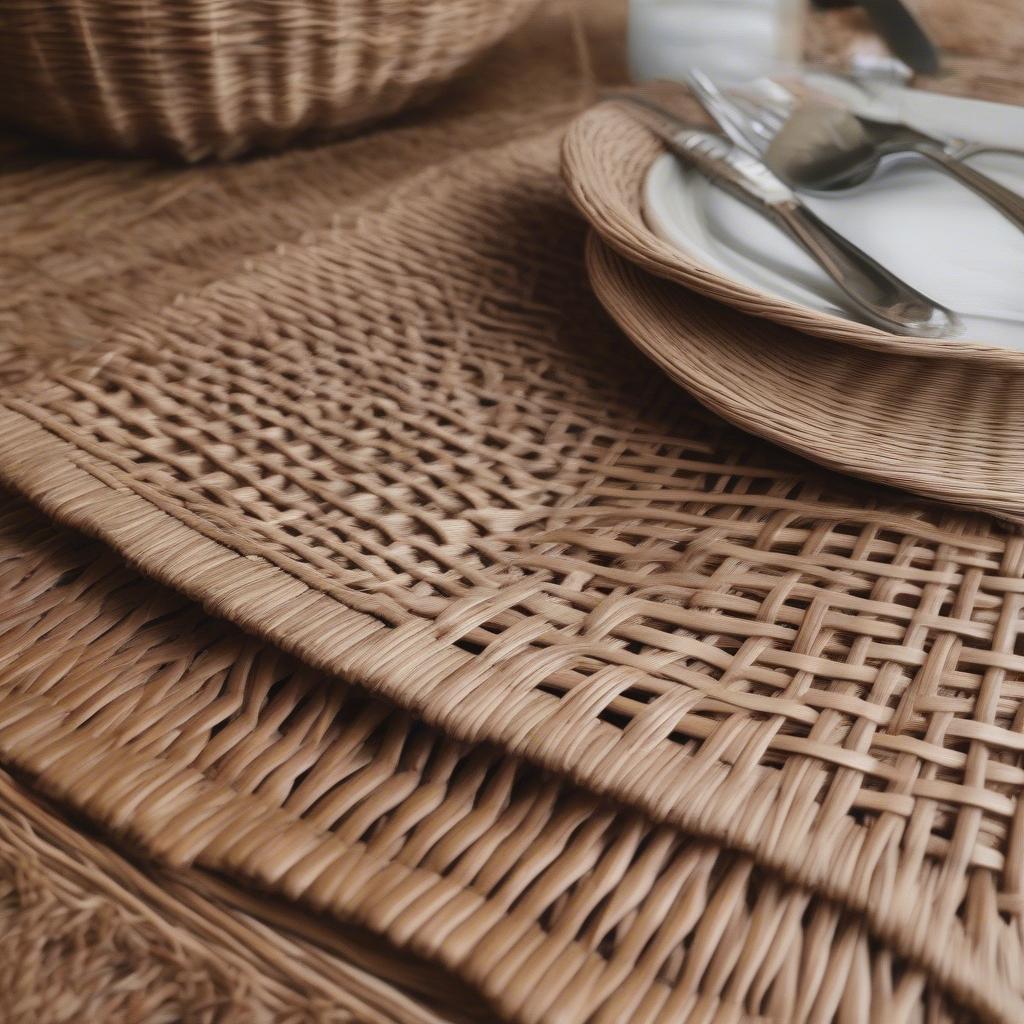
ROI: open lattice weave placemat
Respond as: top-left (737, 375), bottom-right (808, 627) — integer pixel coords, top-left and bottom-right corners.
top-left (1, 2), bottom-right (1023, 1021)
top-left (0, 490), bottom-right (972, 1023)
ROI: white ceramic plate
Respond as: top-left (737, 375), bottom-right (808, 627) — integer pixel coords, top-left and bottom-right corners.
top-left (643, 80), bottom-right (1024, 350)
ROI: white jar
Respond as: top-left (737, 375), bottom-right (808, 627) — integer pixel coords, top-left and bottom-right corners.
top-left (628, 0), bottom-right (805, 84)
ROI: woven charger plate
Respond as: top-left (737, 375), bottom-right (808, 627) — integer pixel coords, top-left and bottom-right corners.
top-left (586, 234), bottom-right (1024, 527)
top-left (564, 106), bottom-right (1024, 525)
top-left (562, 101), bottom-right (1024, 367)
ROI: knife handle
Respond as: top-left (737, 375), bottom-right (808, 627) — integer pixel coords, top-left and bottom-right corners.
top-left (771, 201), bottom-right (959, 337)
top-left (950, 142), bottom-right (1024, 162)
top-left (915, 144), bottom-right (1024, 234)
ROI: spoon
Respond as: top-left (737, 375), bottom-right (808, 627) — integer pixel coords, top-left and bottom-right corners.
top-left (765, 104), bottom-right (1024, 232)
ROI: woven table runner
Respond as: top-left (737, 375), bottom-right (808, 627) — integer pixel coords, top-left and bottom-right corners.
top-left (1, 2), bottom-right (1022, 1021)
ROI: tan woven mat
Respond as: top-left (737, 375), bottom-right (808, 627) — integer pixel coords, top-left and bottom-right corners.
top-left (1, 2), bottom-right (1023, 1021)
top-left (0, 491), bottom-right (973, 1022)
top-left (0, 767), bottom-right (489, 1023)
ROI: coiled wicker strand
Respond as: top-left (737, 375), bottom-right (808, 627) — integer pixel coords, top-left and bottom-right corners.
top-left (0, 0), bottom-right (539, 161)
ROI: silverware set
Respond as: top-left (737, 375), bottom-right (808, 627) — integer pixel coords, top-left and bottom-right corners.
top-left (607, 72), bottom-right (1024, 337)
top-left (688, 72), bottom-right (1024, 231)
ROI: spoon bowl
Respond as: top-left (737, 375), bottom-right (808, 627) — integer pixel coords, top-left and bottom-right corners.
top-left (765, 104), bottom-right (898, 189)
top-left (763, 103), bottom-right (1024, 233)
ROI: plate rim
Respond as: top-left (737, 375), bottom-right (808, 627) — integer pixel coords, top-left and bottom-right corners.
top-left (562, 101), bottom-right (1024, 369)
top-left (644, 144), bottom-right (1024, 355)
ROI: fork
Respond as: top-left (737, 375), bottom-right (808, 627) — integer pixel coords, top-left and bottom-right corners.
top-left (687, 70), bottom-right (1024, 237)
top-left (687, 71), bottom-right (777, 158)
top-left (691, 71), bottom-right (1024, 167)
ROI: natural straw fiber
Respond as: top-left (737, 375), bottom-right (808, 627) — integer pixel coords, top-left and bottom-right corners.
top-left (0, 769), bottom-right (487, 1024)
top-left (0, 495), bottom-right (974, 1023)
top-left (0, 0), bottom-right (539, 160)
top-left (0, 2), bottom-right (1023, 1022)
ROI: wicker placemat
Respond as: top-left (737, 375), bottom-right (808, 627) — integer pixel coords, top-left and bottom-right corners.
top-left (0, 768), bottom-right (486, 1024)
top-left (0, 72), bottom-right (1021, 1024)
top-left (0, 1), bottom-right (1022, 1021)
top-left (0, 492), bottom-right (971, 1023)
top-left (578, 214), bottom-right (1024, 525)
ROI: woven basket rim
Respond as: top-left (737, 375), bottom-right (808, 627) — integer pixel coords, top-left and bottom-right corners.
top-left (0, 0), bottom-right (541, 161)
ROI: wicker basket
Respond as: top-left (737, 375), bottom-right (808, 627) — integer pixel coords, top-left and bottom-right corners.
top-left (0, 0), bottom-right (539, 161)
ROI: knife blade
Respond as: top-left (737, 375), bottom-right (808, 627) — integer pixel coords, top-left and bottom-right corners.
top-left (812, 0), bottom-right (941, 75)
top-left (860, 0), bottom-right (940, 74)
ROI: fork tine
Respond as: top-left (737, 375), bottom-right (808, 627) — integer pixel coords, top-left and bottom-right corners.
top-left (685, 70), bottom-right (769, 157)
top-left (731, 94), bottom-right (788, 135)
top-left (744, 77), bottom-right (798, 108)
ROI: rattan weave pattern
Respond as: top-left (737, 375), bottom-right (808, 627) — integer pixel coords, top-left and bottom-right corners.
top-left (0, 2), bottom-right (1021, 1020)
top-left (1, 123), bottom-right (1023, 1019)
top-left (0, 0), bottom-right (539, 160)
top-left (0, 769), bottom-right (485, 1024)
top-left (0, 496), bottom-right (972, 1023)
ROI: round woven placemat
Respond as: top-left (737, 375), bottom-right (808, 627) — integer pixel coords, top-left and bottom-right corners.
top-left (0, 111), bottom-right (1022, 1023)
top-left (0, 768), bottom-right (486, 1024)
top-left (0, 770), bottom-right (491, 1024)
top-left (0, 493), bottom-right (977, 1023)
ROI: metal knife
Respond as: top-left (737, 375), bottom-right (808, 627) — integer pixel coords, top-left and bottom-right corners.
top-left (812, 0), bottom-right (941, 74)
top-left (606, 95), bottom-right (959, 338)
